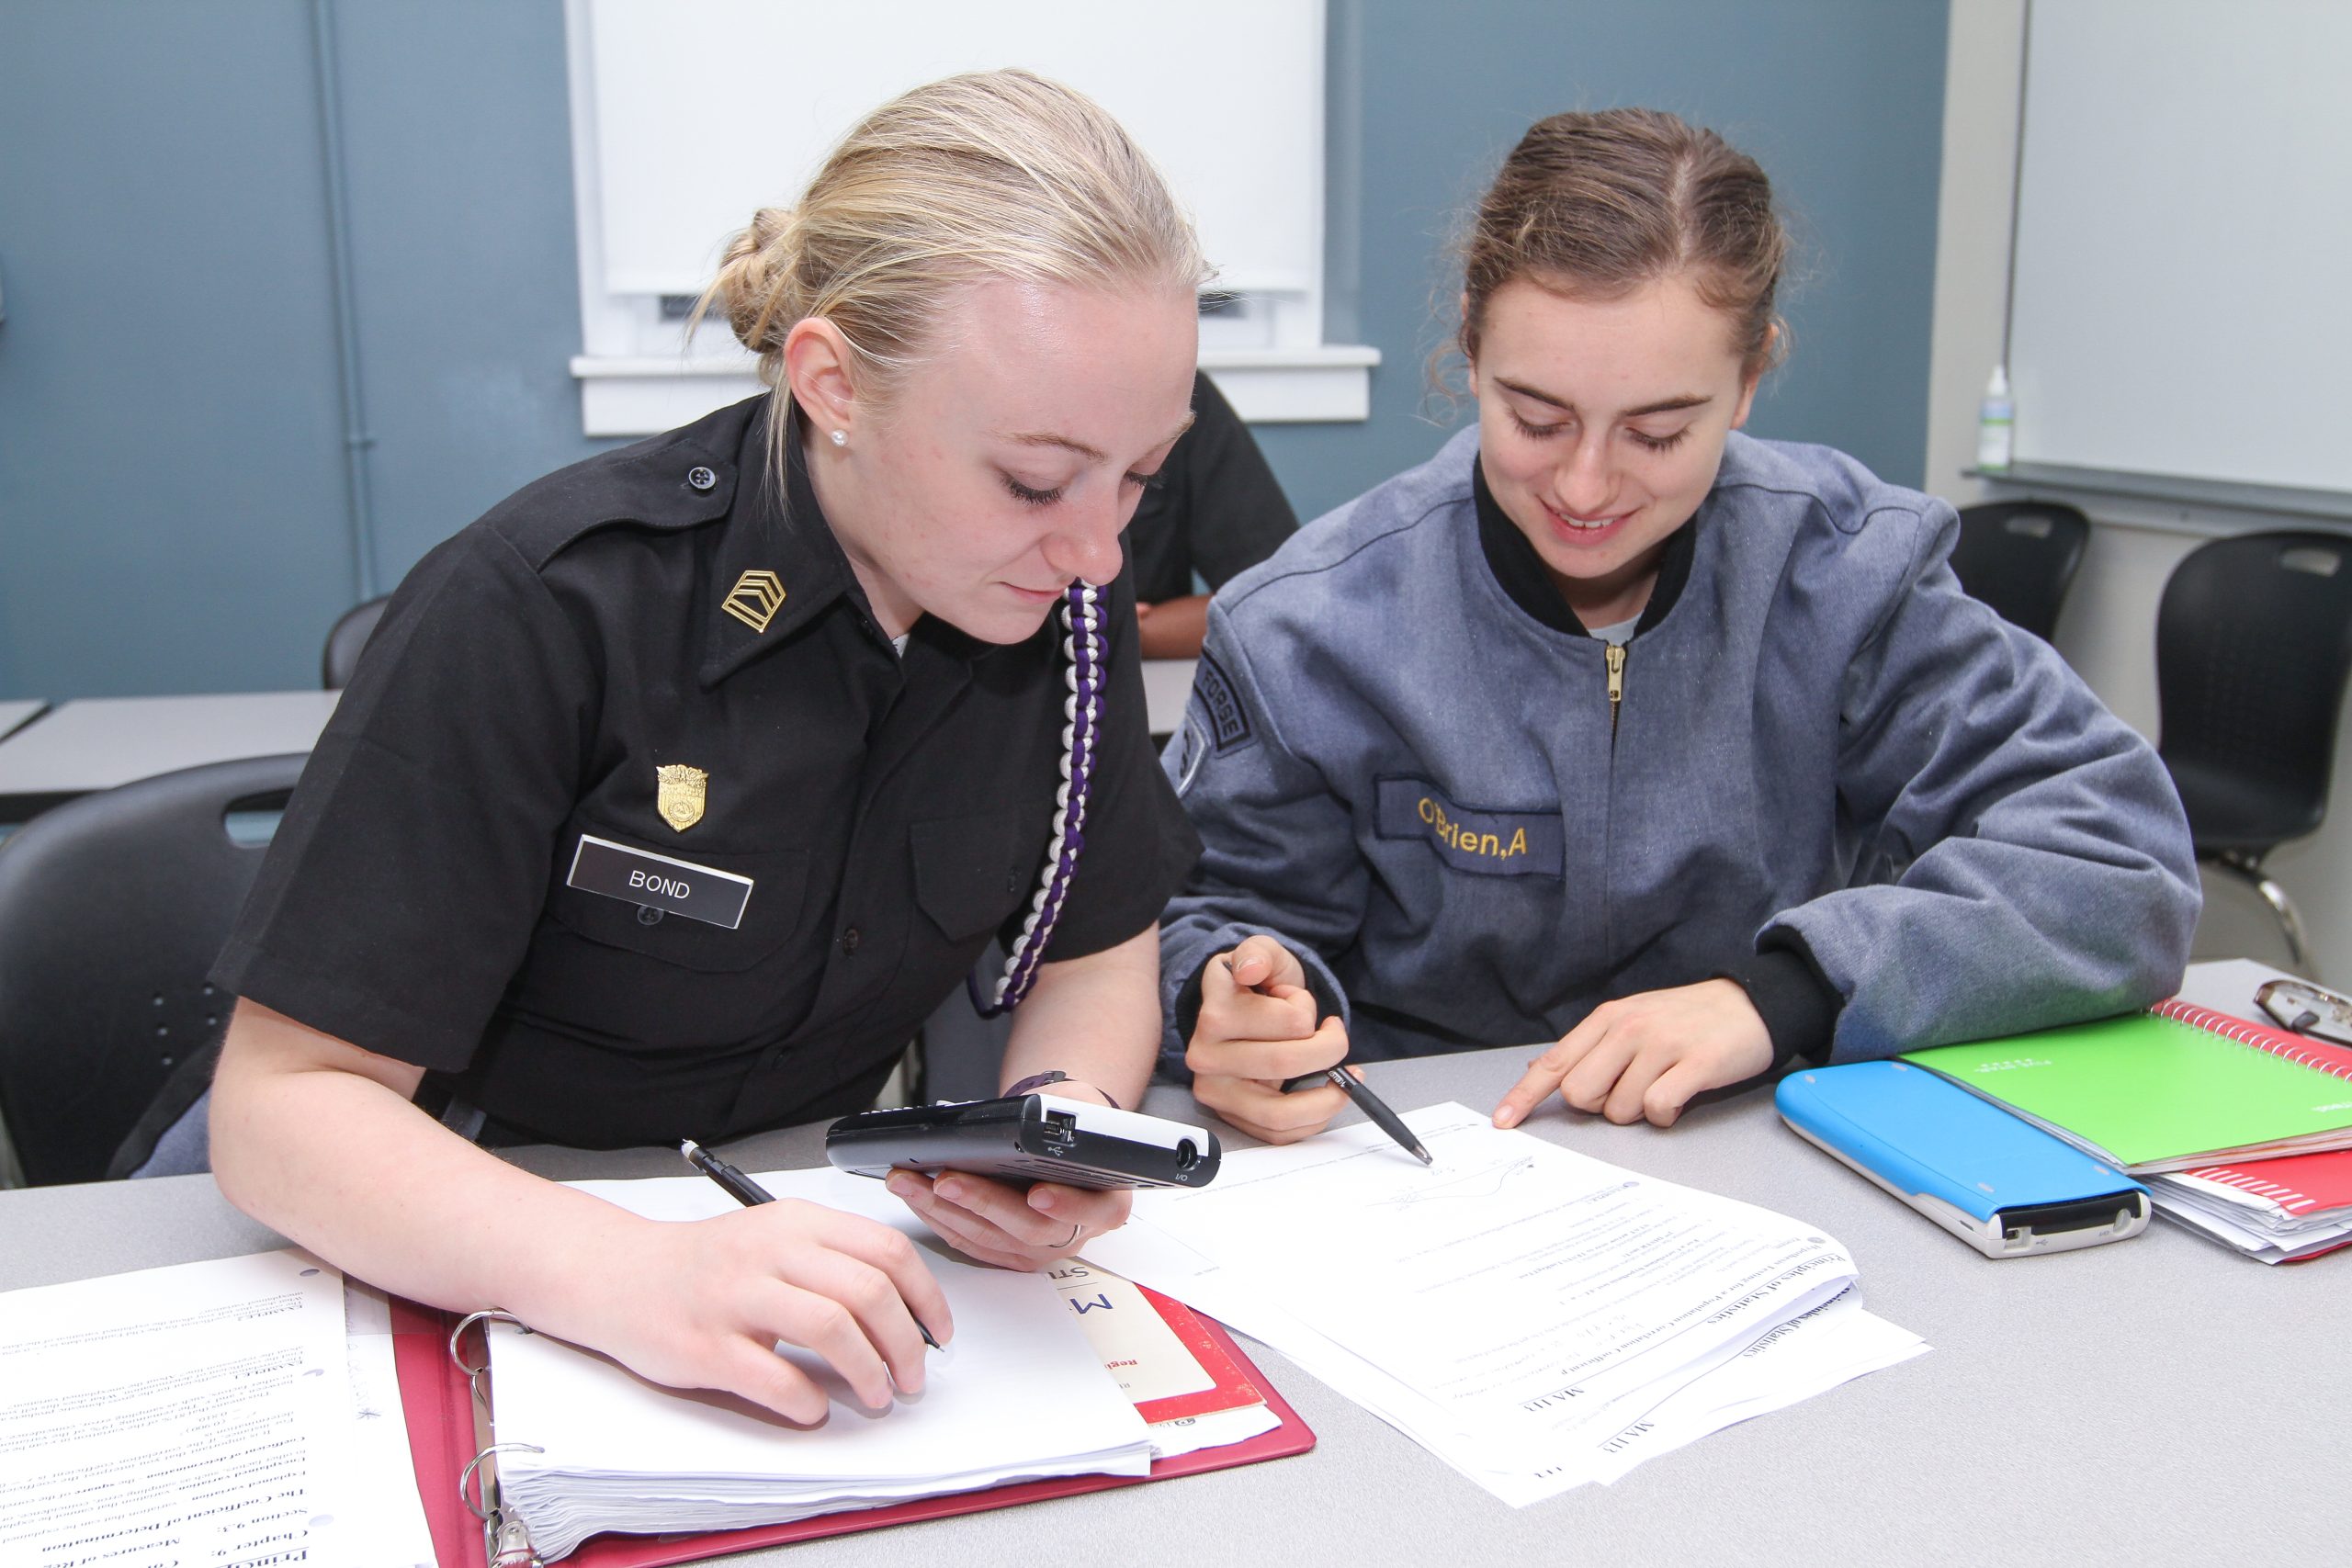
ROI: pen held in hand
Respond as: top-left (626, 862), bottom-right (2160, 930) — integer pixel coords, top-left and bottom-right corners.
top-left (1283, 1068), bottom-right (1435, 1167)
top-left (679, 1137), bottom-right (776, 1207)
top-left (1221, 953), bottom-right (1433, 1168)
top-left (680, 1139), bottom-right (942, 1350)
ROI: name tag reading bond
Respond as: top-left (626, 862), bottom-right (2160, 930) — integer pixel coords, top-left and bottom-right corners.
top-left (566, 834), bottom-right (753, 928)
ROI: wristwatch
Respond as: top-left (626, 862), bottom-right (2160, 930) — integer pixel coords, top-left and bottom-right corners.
top-left (1003, 1070), bottom-right (1121, 1111)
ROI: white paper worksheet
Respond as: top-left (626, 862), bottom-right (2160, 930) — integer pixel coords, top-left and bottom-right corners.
top-left (488, 1168), bottom-right (1157, 1560)
top-left (340, 1280), bottom-right (441, 1567)
top-left (1086, 1104), bottom-right (1926, 1506)
top-left (0, 1249), bottom-right (373, 1567)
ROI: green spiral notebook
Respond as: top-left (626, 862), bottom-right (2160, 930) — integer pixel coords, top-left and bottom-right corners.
top-left (1901, 999), bottom-right (2352, 1174)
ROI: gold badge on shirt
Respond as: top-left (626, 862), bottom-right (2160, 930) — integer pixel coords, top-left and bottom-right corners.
top-left (656, 764), bottom-right (707, 832)
top-left (721, 570), bottom-right (786, 633)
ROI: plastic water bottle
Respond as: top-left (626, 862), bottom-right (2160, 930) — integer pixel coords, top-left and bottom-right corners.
top-left (1976, 365), bottom-right (2014, 472)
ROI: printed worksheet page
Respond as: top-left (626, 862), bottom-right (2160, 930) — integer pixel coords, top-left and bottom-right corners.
top-left (0, 1249), bottom-right (373, 1568)
top-left (1145, 1107), bottom-right (1853, 1428)
top-left (1091, 1104), bottom-right (1924, 1504)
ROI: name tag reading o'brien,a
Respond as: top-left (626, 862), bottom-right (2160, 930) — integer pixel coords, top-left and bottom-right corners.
top-left (566, 834), bottom-right (754, 929)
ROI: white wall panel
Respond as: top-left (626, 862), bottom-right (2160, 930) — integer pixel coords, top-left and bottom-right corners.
top-left (2008, 0), bottom-right (2352, 491)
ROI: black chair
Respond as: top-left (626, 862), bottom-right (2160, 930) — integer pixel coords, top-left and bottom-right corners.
top-left (0, 753), bottom-right (306, 1185)
top-left (1950, 500), bottom-right (2091, 641)
top-left (322, 594), bottom-right (390, 688)
top-left (2156, 531), bottom-right (2352, 971)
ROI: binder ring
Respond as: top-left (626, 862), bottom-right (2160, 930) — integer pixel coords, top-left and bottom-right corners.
top-left (461, 1441), bottom-right (547, 1521)
top-left (448, 1308), bottom-right (531, 1376)
top-left (486, 1513), bottom-right (545, 1568)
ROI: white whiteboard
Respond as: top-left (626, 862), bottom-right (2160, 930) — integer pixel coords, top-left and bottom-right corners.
top-left (2007, 0), bottom-right (2352, 492)
top-left (579, 0), bottom-right (1323, 299)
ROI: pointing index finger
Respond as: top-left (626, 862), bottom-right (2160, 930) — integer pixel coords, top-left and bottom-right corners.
top-left (1494, 1014), bottom-right (1609, 1129)
top-left (1493, 1055), bottom-right (1569, 1129)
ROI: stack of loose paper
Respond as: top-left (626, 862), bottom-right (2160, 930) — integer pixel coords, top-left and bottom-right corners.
top-left (2142, 1148), bottom-right (2352, 1262)
top-left (0, 1249), bottom-right (435, 1568)
top-left (1084, 1103), bottom-right (1926, 1506)
top-left (489, 1169), bottom-right (1158, 1561)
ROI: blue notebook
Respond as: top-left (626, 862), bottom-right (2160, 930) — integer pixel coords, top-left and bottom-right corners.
top-left (1777, 1061), bottom-right (2149, 1258)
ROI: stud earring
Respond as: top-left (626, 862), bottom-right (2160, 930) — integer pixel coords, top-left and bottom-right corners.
top-left (829, 429), bottom-right (847, 447)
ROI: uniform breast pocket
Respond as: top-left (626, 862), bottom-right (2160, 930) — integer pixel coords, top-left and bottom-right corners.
top-left (910, 810), bottom-right (1028, 945)
top-left (542, 825), bottom-right (816, 973)
top-left (514, 824), bottom-right (822, 1051)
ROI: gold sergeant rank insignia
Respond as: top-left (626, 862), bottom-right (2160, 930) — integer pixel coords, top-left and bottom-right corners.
top-left (656, 764), bottom-right (708, 831)
top-left (722, 570), bottom-right (786, 633)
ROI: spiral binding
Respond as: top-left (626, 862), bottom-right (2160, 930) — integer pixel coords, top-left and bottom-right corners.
top-left (968, 581), bottom-right (1102, 1018)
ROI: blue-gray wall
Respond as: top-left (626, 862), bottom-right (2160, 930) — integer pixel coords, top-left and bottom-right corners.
top-left (1262, 0), bottom-right (1951, 522)
top-left (0, 0), bottom-right (605, 700)
top-left (0, 0), bottom-right (1948, 700)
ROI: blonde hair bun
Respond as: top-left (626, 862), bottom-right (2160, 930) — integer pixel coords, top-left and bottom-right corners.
top-left (709, 206), bottom-right (797, 354)
top-left (699, 68), bottom-right (1206, 482)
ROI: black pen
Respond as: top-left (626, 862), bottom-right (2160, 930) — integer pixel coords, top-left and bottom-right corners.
top-left (679, 1139), bottom-right (942, 1350)
top-left (1220, 953), bottom-right (1434, 1167)
top-left (1284, 1067), bottom-right (1435, 1167)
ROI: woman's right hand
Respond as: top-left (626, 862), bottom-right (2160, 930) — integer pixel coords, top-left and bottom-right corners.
top-left (1183, 934), bottom-right (1351, 1143)
top-left (209, 1002), bottom-right (952, 1426)
top-left (585, 1199), bottom-right (955, 1423)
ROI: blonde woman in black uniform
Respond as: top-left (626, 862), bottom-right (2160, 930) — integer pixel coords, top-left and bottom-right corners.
top-left (207, 73), bottom-right (1204, 1422)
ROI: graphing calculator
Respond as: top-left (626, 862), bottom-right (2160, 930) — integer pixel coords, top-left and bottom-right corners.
top-left (826, 1093), bottom-right (1222, 1191)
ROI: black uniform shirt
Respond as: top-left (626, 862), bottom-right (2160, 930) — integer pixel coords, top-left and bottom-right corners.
top-left (1124, 372), bottom-right (1298, 602)
top-left (215, 395), bottom-right (1199, 1147)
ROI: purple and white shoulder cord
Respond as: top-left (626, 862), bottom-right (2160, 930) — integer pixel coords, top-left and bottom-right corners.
top-left (968, 582), bottom-right (1102, 1018)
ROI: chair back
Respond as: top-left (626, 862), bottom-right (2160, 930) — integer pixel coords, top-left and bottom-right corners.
top-left (2156, 530), bottom-right (2352, 854)
top-left (0, 753), bottom-right (307, 1185)
top-left (1950, 501), bottom-right (2092, 640)
top-left (322, 595), bottom-right (390, 689)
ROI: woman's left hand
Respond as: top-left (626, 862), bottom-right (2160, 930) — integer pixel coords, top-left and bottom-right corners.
top-left (885, 1168), bottom-right (1132, 1271)
top-left (1492, 979), bottom-right (1775, 1130)
top-left (883, 1080), bottom-right (1133, 1269)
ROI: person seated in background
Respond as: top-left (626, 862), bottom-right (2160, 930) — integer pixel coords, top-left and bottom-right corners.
top-left (1159, 107), bottom-right (2200, 1145)
top-left (1125, 370), bottom-right (1298, 659)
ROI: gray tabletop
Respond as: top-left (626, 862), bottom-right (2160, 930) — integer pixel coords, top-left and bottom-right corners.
top-left (1141, 656), bottom-right (1194, 739)
top-left (5, 963), bottom-right (2344, 1567)
top-left (0, 669), bottom-right (1175, 814)
top-left (0, 689), bottom-right (339, 805)
top-left (0, 674), bottom-right (1179, 796)
top-left (0, 699), bottom-right (46, 741)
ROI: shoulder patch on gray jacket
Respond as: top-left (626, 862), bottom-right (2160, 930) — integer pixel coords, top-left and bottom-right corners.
top-left (1192, 649), bottom-right (1255, 753)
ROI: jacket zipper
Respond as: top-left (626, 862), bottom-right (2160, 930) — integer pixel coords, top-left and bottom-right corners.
top-left (1605, 641), bottom-right (1626, 744)
top-left (1600, 637), bottom-right (1626, 969)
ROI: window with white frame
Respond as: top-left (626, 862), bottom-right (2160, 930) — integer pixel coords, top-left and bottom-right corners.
top-left (563, 0), bottom-right (1375, 437)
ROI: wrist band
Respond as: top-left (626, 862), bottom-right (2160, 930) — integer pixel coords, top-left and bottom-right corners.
top-left (1003, 1069), bottom-right (1120, 1111)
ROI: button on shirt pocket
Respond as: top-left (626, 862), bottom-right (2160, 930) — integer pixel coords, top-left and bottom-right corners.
top-left (544, 828), bottom-right (813, 971)
top-left (911, 811), bottom-right (1026, 944)
top-left (513, 825), bottom-right (820, 1053)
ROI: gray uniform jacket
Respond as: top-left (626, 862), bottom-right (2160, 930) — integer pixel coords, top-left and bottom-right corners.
top-left (1158, 428), bottom-right (2200, 1072)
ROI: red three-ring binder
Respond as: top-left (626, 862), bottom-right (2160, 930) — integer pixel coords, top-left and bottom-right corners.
top-left (389, 1287), bottom-right (1315, 1568)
